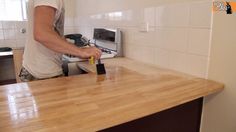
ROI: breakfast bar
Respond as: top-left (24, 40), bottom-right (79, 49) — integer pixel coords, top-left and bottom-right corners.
top-left (0, 58), bottom-right (224, 132)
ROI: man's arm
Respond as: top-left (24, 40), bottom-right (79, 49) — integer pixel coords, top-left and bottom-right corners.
top-left (33, 6), bottom-right (101, 60)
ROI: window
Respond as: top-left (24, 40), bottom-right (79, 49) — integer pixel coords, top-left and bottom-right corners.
top-left (0, 0), bottom-right (28, 21)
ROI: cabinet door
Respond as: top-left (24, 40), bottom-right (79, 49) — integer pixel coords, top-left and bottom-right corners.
top-left (0, 55), bottom-right (16, 85)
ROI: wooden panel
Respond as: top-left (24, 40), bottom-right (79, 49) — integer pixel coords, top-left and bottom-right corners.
top-left (0, 58), bottom-right (224, 131)
top-left (13, 49), bottom-right (24, 83)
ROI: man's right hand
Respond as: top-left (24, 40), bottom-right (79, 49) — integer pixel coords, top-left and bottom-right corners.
top-left (79, 47), bottom-right (102, 60)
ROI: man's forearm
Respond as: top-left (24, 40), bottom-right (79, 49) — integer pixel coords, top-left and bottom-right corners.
top-left (34, 28), bottom-right (86, 58)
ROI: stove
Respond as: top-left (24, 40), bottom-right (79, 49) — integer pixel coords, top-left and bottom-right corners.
top-left (63, 28), bottom-right (122, 63)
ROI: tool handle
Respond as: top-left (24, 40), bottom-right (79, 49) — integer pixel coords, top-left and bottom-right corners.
top-left (98, 59), bottom-right (101, 64)
top-left (87, 40), bottom-right (102, 64)
top-left (89, 56), bottom-right (95, 65)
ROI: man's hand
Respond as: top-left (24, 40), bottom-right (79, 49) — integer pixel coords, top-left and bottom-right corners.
top-left (80, 47), bottom-right (102, 60)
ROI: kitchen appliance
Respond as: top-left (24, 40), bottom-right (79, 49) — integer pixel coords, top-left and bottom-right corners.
top-left (64, 34), bottom-right (89, 47)
top-left (62, 34), bottom-right (89, 76)
top-left (63, 28), bottom-right (122, 62)
top-left (63, 33), bottom-right (90, 62)
top-left (0, 47), bottom-right (12, 52)
top-left (93, 28), bottom-right (122, 57)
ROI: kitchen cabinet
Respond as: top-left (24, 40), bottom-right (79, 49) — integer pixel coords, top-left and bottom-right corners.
top-left (100, 98), bottom-right (203, 132)
top-left (0, 50), bottom-right (16, 85)
top-left (0, 48), bottom-right (24, 85)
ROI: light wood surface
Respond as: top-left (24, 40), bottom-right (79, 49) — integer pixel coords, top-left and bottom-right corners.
top-left (0, 58), bottom-right (224, 132)
top-left (13, 49), bottom-right (24, 83)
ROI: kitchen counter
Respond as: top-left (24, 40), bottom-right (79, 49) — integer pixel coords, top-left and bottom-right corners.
top-left (0, 58), bottom-right (224, 131)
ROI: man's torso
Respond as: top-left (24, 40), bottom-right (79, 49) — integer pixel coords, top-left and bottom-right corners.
top-left (23, 0), bottom-right (65, 79)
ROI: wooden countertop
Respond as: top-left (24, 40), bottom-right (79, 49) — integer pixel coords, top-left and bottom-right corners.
top-left (0, 58), bottom-right (224, 132)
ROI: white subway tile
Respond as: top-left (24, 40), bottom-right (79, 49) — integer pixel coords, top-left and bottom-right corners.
top-left (74, 18), bottom-right (80, 27)
top-left (186, 54), bottom-right (209, 78)
top-left (15, 21), bottom-right (27, 29)
top-left (0, 22), bottom-right (3, 29)
top-left (0, 40), bottom-right (5, 47)
top-left (123, 44), bottom-right (133, 58)
top-left (129, 45), bottom-right (154, 64)
top-left (64, 28), bottom-right (76, 35)
top-left (188, 28), bottom-right (211, 56)
top-left (157, 28), bottom-right (188, 52)
top-left (190, 1), bottom-right (212, 28)
top-left (0, 40), bottom-right (4, 47)
top-left (3, 29), bottom-right (16, 40)
top-left (157, 3), bottom-right (190, 27)
top-left (16, 39), bottom-right (26, 48)
top-left (143, 7), bottom-right (156, 27)
top-left (131, 28), bottom-right (156, 47)
top-left (75, 16), bottom-right (91, 27)
top-left (139, 46), bottom-right (155, 65)
top-left (125, 45), bottom-right (139, 60)
top-left (65, 17), bottom-right (75, 27)
top-left (15, 28), bottom-right (27, 39)
top-left (120, 28), bottom-right (133, 45)
top-left (154, 48), bottom-right (170, 68)
top-left (121, 10), bottom-right (136, 27)
top-left (169, 51), bottom-right (187, 73)
top-left (125, 28), bottom-right (135, 44)
top-left (2, 40), bottom-right (17, 48)
top-left (126, 45), bottom-right (155, 64)
top-left (2, 21), bottom-right (16, 29)
top-left (76, 26), bottom-right (93, 39)
top-left (0, 29), bottom-right (4, 40)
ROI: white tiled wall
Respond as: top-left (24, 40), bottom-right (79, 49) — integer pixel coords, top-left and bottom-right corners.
top-left (0, 21), bottom-right (27, 48)
top-left (0, 18), bottom-right (74, 49)
top-left (157, 3), bottom-right (190, 27)
top-left (0, 0), bottom-right (212, 78)
top-left (64, 17), bottom-right (76, 35)
top-left (0, 0), bottom-right (75, 49)
top-left (74, 0), bottom-right (212, 78)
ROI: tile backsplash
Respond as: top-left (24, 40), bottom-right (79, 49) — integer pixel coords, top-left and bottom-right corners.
top-left (74, 0), bottom-right (212, 78)
top-left (0, 19), bottom-right (74, 49)
top-left (0, 21), bottom-right (27, 48)
top-left (0, 0), bottom-right (212, 79)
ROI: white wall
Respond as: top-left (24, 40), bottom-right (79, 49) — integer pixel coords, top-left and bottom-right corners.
top-left (201, 9), bottom-right (236, 132)
top-left (0, 21), bottom-right (27, 48)
top-left (0, 0), bottom-right (76, 48)
top-left (74, 0), bottom-right (212, 78)
top-left (64, 0), bottom-right (76, 35)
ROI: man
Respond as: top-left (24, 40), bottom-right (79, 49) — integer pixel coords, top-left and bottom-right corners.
top-left (20, 0), bottom-right (101, 81)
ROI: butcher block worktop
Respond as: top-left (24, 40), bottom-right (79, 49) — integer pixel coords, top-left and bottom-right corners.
top-left (0, 58), bottom-right (224, 131)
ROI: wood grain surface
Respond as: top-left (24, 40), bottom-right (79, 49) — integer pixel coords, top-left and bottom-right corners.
top-left (0, 58), bottom-right (224, 132)
top-left (13, 49), bottom-right (24, 83)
